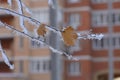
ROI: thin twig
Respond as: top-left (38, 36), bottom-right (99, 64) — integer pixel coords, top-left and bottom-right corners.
top-left (0, 7), bottom-right (59, 32)
top-left (1, 22), bottom-right (78, 60)
top-left (0, 7), bottom-right (103, 40)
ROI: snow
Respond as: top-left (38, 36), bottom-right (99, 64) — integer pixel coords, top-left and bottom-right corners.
top-left (16, 0), bottom-right (28, 34)
top-left (49, 46), bottom-right (63, 55)
top-left (77, 32), bottom-right (104, 40)
top-left (87, 33), bottom-right (104, 40)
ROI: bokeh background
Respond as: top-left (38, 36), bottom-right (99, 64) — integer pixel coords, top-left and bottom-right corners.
top-left (0, 0), bottom-right (120, 80)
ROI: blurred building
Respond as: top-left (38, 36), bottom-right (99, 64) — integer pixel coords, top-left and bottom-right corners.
top-left (63, 0), bottom-right (120, 80)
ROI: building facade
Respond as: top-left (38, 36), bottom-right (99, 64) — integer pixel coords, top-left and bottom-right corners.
top-left (63, 0), bottom-right (120, 80)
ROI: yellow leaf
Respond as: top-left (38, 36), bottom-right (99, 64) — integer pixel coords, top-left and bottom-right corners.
top-left (61, 26), bottom-right (78, 46)
top-left (37, 24), bottom-right (46, 37)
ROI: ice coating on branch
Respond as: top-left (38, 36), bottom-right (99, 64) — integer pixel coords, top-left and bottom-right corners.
top-left (0, 2), bottom-right (104, 61)
top-left (77, 30), bottom-right (104, 40)
top-left (49, 47), bottom-right (63, 55)
top-left (0, 42), bottom-right (14, 70)
top-left (87, 34), bottom-right (104, 40)
top-left (22, 2), bottom-right (32, 14)
top-left (8, 0), bottom-right (12, 6)
top-left (16, 0), bottom-right (28, 34)
top-left (1, 21), bottom-right (83, 60)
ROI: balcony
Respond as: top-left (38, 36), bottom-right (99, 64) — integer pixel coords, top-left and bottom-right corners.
top-left (0, 73), bottom-right (25, 77)
top-left (0, 73), bottom-right (26, 80)
top-left (0, 60), bottom-right (26, 80)
top-left (0, 13), bottom-right (14, 36)
top-left (0, 0), bottom-right (12, 8)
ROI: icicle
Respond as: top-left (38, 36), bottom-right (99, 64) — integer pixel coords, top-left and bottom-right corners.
top-left (7, 0), bottom-right (12, 6)
top-left (48, 0), bottom-right (55, 9)
top-left (0, 42), bottom-right (14, 70)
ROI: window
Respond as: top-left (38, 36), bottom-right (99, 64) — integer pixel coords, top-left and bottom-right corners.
top-left (31, 40), bottom-right (41, 48)
top-left (92, 0), bottom-right (107, 3)
top-left (30, 57), bottom-right (51, 73)
top-left (30, 32), bottom-right (50, 48)
top-left (92, 34), bottom-right (120, 50)
top-left (68, 62), bottom-right (80, 76)
top-left (114, 0), bottom-right (120, 2)
top-left (32, 9), bottom-right (49, 24)
top-left (92, 36), bottom-right (109, 50)
top-left (68, 13), bottom-right (80, 29)
top-left (92, 11), bottom-right (108, 26)
top-left (19, 36), bottom-right (24, 48)
top-left (19, 60), bottom-right (23, 73)
top-left (67, 0), bottom-right (80, 3)
top-left (112, 12), bottom-right (120, 25)
top-left (92, 10), bottom-right (120, 27)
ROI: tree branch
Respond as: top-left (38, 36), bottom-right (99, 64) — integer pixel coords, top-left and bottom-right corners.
top-left (0, 21), bottom-right (80, 60)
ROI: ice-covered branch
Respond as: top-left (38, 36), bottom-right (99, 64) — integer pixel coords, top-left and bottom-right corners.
top-left (16, 0), bottom-right (28, 34)
top-left (21, 2), bottom-right (32, 14)
top-left (77, 31), bottom-right (104, 40)
top-left (0, 7), bottom-right (103, 41)
top-left (0, 7), bottom-right (59, 32)
top-left (0, 41), bottom-right (14, 70)
top-left (0, 21), bottom-right (79, 60)
top-left (0, 6), bottom-right (104, 61)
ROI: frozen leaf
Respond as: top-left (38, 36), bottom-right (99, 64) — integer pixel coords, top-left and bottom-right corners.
top-left (37, 24), bottom-right (47, 37)
top-left (61, 26), bottom-right (78, 46)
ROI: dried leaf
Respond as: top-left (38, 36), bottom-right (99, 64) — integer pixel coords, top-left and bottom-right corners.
top-left (37, 24), bottom-right (46, 37)
top-left (61, 26), bottom-right (78, 46)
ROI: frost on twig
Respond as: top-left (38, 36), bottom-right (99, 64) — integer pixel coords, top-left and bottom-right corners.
top-left (16, 0), bottom-right (28, 34)
top-left (7, 0), bottom-right (12, 6)
top-left (77, 30), bottom-right (104, 40)
top-left (21, 2), bottom-right (32, 14)
top-left (0, 21), bottom-right (80, 61)
top-left (0, 41), bottom-right (14, 70)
